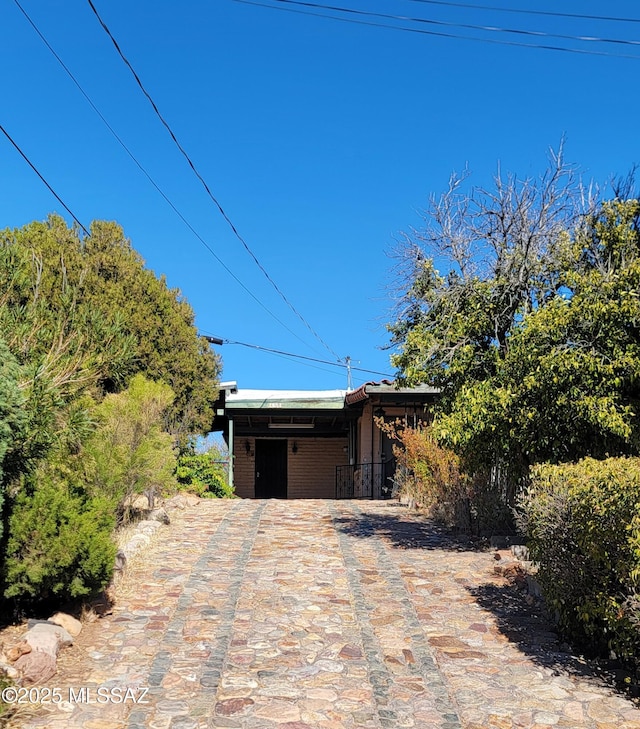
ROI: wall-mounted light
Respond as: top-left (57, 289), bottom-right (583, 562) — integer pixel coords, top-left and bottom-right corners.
top-left (244, 440), bottom-right (251, 454)
top-left (292, 441), bottom-right (298, 454)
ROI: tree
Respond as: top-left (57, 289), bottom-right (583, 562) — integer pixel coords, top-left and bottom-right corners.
top-left (389, 148), bottom-right (587, 394)
top-left (0, 216), bottom-right (220, 442)
top-left (389, 152), bottom-right (640, 501)
top-left (0, 215), bottom-right (221, 607)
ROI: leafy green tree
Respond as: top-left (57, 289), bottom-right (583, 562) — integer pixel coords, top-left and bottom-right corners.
top-left (0, 216), bottom-right (220, 442)
top-left (389, 155), bottom-right (640, 501)
top-left (79, 220), bottom-right (220, 439)
top-left (389, 149), bottom-right (583, 400)
top-left (0, 215), bottom-right (221, 607)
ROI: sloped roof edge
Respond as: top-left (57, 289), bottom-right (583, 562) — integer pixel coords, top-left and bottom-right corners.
top-left (345, 379), bottom-right (394, 405)
top-left (345, 380), bottom-right (439, 406)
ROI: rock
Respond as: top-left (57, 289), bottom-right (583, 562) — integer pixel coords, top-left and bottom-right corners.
top-left (215, 697), bottom-right (255, 716)
top-left (127, 534), bottom-right (151, 550)
top-left (23, 622), bottom-right (73, 656)
top-left (502, 563), bottom-right (527, 588)
top-left (5, 640), bottom-right (32, 662)
top-left (14, 623), bottom-right (74, 686)
top-left (166, 493), bottom-right (200, 510)
top-left (125, 494), bottom-right (151, 510)
top-left (0, 660), bottom-right (21, 680)
top-left (149, 507), bottom-right (170, 525)
top-left (511, 544), bottom-right (530, 560)
top-left (49, 612), bottom-right (82, 637)
top-left (136, 520), bottom-right (162, 534)
top-left (338, 644), bottom-right (363, 659)
top-left (527, 574), bottom-right (543, 598)
top-left (14, 650), bottom-right (57, 685)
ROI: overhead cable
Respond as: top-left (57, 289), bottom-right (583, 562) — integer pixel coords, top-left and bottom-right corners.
top-left (405, 0), bottom-right (640, 25)
top-left (209, 335), bottom-right (394, 377)
top-left (264, 0), bottom-right (640, 49)
top-left (0, 122), bottom-right (90, 237)
top-left (12, 0), bottom-right (314, 348)
top-left (235, 0), bottom-right (640, 60)
top-left (86, 0), bottom-right (343, 362)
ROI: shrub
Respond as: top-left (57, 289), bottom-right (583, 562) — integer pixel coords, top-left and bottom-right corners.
top-left (380, 420), bottom-right (472, 529)
top-left (86, 374), bottom-right (177, 520)
top-left (517, 457), bottom-right (640, 664)
top-left (3, 464), bottom-right (117, 603)
top-left (0, 337), bottom-right (26, 541)
top-left (175, 450), bottom-right (233, 498)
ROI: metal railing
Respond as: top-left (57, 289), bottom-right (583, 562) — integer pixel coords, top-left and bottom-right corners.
top-left (335, 462), bottom-right (393, 500)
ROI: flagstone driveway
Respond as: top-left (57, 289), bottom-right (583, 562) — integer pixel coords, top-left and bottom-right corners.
top-left (12, 499), bottom-right (640, 729)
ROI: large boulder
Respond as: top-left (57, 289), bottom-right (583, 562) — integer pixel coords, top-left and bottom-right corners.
top-left (14, 622), bottom-right (74, 685)
top-left (49, 612), bottom-right (82, 638)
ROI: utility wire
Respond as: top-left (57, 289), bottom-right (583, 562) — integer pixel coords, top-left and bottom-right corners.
top-left (236, 0), bottom-right (640, 60)
top-left (405, 0), bottom-right (640, 26)
top-left (0, 122), bottom-right (90, 237)
top-left (260, 0), bottom-right (640, 50)
top-left (12, 0), bottom-right (313, 349)
top-left (210, 335), bottom-right (394, 377)
top-left (86, 0), bottom-right (342, 362)
top-left (245, 347), bottom-right (347, 377)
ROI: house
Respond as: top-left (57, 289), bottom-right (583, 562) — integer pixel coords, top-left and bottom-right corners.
top-left (212, 381), bottom-right (438, 499)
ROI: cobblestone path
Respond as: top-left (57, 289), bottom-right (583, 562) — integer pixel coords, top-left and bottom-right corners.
top-left (14, 499), bottom-right (640, 729)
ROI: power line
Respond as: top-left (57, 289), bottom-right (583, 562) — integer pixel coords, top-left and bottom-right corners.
top-left (207, 335), bottom-right (394, 377)
top-left (405, 0), bottom-right (640, 25)
top-left (258, 0), bottom-right (640, 51)
top-left (0, 122), bottom-right (90, 237)
top-left (12, 0), bottom-right (314, 350)
top-left (235, 0), bottom-right (640, 60)
top-left (86, 0), bottom-right (343, 362)
top-left (264, 0), bottom-right (640, 49)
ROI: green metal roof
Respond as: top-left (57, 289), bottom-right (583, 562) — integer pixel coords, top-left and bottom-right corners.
top-left (226, 389), bottom-right (347, 410)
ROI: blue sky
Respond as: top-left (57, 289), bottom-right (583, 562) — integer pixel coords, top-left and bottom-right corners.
top-left (1, 1), bottom-right (639, 391)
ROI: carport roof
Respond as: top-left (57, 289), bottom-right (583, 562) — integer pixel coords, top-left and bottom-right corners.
top-left (226, 389), bottom-right (347, 410)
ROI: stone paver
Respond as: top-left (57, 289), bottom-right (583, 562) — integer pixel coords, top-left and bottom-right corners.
top-left (12, 499), bottom-right (640, 729)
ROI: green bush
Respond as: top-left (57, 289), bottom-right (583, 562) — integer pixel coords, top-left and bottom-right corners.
top-left (3, 465), bottom-right (117, 602)
top-left (175, 450), bottom-right (233, 498)
top-left (0, 336), bottom-right (26, 541)
top-left (86, 374), bottom-right (177, 520)
top-left (517, 457), bottom-right (640, 664)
